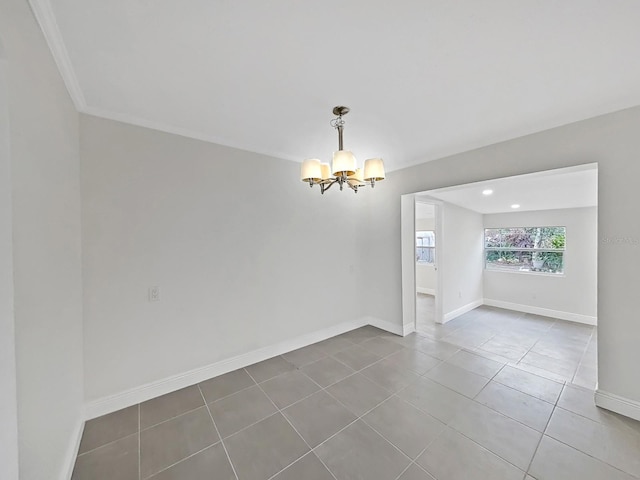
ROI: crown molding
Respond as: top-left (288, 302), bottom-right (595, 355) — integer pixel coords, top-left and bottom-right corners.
top-left (28, 0), bottom-right (86, 110)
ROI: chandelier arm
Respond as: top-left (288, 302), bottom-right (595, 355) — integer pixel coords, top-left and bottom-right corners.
top-left (321, 179), bottom-right (337, 194)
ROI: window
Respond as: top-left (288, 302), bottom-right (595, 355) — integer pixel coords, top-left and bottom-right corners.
top-left (416, 231), bottom-right (436, 264)
top-left (484, 227), bottom-right (566, 274)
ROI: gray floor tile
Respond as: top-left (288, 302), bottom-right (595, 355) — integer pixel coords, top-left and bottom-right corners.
top-left (283, 390), bottom-right (356, 448)
top-left (493, 365), bottom-right (564, 403)
top-left (326, 373), bottom-right (391, 416)
top-left (545, 407), bottom-right (607, 459)
top-left (557, 383), bottom-right (605, 424)
top-left (477, 338), bottom-right (528, 361)
top-left (301, 356), bottom-right (354, 387)
top-left (424, 361), bottom-right (490, 398)
top-left (572, 363), bottom-right (598, 389)
top-left (72, 433), bottom-right (138, 480)
top-left (475, 381), bottom-right (554, 431)
top-left (445, 350), bottom-right (505, 378)
top-left (245, 356), bottom-right (295, 383)
top-left (338, 326), bottom-right (384, 344)
top-left (199, 368), bottom-right (255, 403)
top-left (225, 413), bottom-right (309, 480)
top-left (519, 350), bottom-right (578, 379)
top-left (79, 405), bottom-right (138, 454)
top-left (332, 344), bottom-right (382, 371)
top-left (281, 345), bottom-right (326, 367)
top-left (363, 396), bottom-right (445, 459)
top-left (73, 311), bottom-right (606, 480)
top-left (140, 406), bottom-right (218, 478)
top-left (271, 452), bottom-right (335, 480)
top-left (449, 401), bottom-right (541, 470)
top-left (148, 442), bottom-right (235, 480)
top-left (360, 336), bottom-right (405, 357)
top-left (529, 435), bottom-right (635, 480)
top-left (397, 464), bottom-right (436, 480)
top-left (509, 361), bottom-right (569, 384)
top-left (313, 337), bottom-right (355, 355)
top-left (208, 385), bottom-right (278, 438)
top-left (315, 420), bottom-right (411, 480)
top-left (384, 348), bottom-right (441, 375)
top-left (140, 385), bottom-right (204, 430)
top-left (361, 358), bottom-right (422, 393)
top-left (397, 376), bottom-right (473, 424)
top-left (260, 370), bottom-right (320, 409)
top-left (417, 427), bottom-right (524, 480)
top-left (412, 337), bottom-right (460, 361)
top-left (604, 422), bottom-right (640, 477)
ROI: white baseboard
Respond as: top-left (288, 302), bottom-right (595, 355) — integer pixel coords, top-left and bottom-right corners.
top-left (483, 299), bottom-right (597, 326)
top-left (416, 287), bottom-right (435, 295)
top-left (443, 299), bottom-right (484, 323)
top-left (595, 389), bottom-right (640, 422)
top-left (402, 323), bottom-right (416, 336)
top-left (85, 318), bottom-right (368, 419)
top-left (367, 316), bottom-right (404, 336)
top-left (61, 417), bottom-right (84, 480)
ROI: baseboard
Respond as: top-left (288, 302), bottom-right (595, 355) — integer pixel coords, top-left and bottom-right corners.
top-left (483, 299), bottom-right (597, 326)
top-left (443, 299), bottom-right (484, 323)
top-left (85, 318), bottom-right (368, 419)
top-left (366, 316), bottom-right (404, 336)
top-left (416, 287), bottom-right (435, 295)
top-left (61, 417), bottom-right (84, 480)
top-left (595, 389), bottom-right (640, 422)
top-left (402, 323), bottom-right (416, 336)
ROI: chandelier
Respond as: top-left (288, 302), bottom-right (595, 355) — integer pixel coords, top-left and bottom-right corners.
top-left (300, 106), bottom-right (385, 194)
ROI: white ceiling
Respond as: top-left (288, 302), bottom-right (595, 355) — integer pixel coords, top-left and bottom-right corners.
top-left (36, 0), bottom-right (640, 171)
top-left (417, 165), bottom-right (597, 214)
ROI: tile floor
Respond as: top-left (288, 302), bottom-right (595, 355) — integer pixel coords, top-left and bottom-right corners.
top-left (72, 307), bottom-right (640, 480)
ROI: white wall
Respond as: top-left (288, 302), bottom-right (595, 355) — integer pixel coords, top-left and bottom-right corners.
top-left (483, 207), bottom-right (597, 324)
top-left (0, 47), bottom-right (19, 480)
top-left (440, 202), bottom-right (484, 320)
top-left (0, 1), bottom-right (84, 479)
top-left (361, 106), bottom-right (640, 414)
top-left (81, 114), bottom-right (364, 404)
top-left (415, 217), bottom-right (436, 293)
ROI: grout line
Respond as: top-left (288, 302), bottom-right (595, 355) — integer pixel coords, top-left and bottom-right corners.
top-left (197, 385), bottom-right (239, 480)
top-left (76, 431), bottom-right (140, 457)
top-left (142, 443), bottom-right (220, 479)
top-left (524, 365), bottom-right (564, 475)
top-left (138, 403), bottom-right (141, 480)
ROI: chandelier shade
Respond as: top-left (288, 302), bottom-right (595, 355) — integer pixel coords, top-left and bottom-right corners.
top-left (332, 150), bottom-right (357, 176)
top-left (364, 158), bottom-right (385, 181)
top-left (300, 158), bottom-right (322, 182)
top-left (301, 106), bottom-right (385, 194)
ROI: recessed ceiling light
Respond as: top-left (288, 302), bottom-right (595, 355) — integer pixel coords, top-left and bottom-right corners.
top-left (511, 204), bottom-right (520, 209)
top-left (482, 189), bottom-right (493, 195)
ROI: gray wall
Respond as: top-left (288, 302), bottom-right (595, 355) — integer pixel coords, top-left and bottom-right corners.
top-left (362, 106), bottom-right (640, 404)
top-left (0, 1), bottom-right (84, 479)
top-left (80, 114), bottom-right (364, 403)
top-left (0, 41), bottom-right (19, 480)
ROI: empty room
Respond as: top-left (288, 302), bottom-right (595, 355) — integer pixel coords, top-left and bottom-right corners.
top-left (2, 1), bottom-right (640, 480)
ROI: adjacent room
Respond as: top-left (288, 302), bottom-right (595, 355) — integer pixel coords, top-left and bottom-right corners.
top-left (411, 165), bottom-right (598, 388)
top-left (3, 1), bottom-right (640, 480)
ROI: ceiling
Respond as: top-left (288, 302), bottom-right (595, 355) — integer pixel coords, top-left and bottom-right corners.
top-left (417, 165), bottom-right (597, 214)
top-left (36, 0), bottom-right (640, 171)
